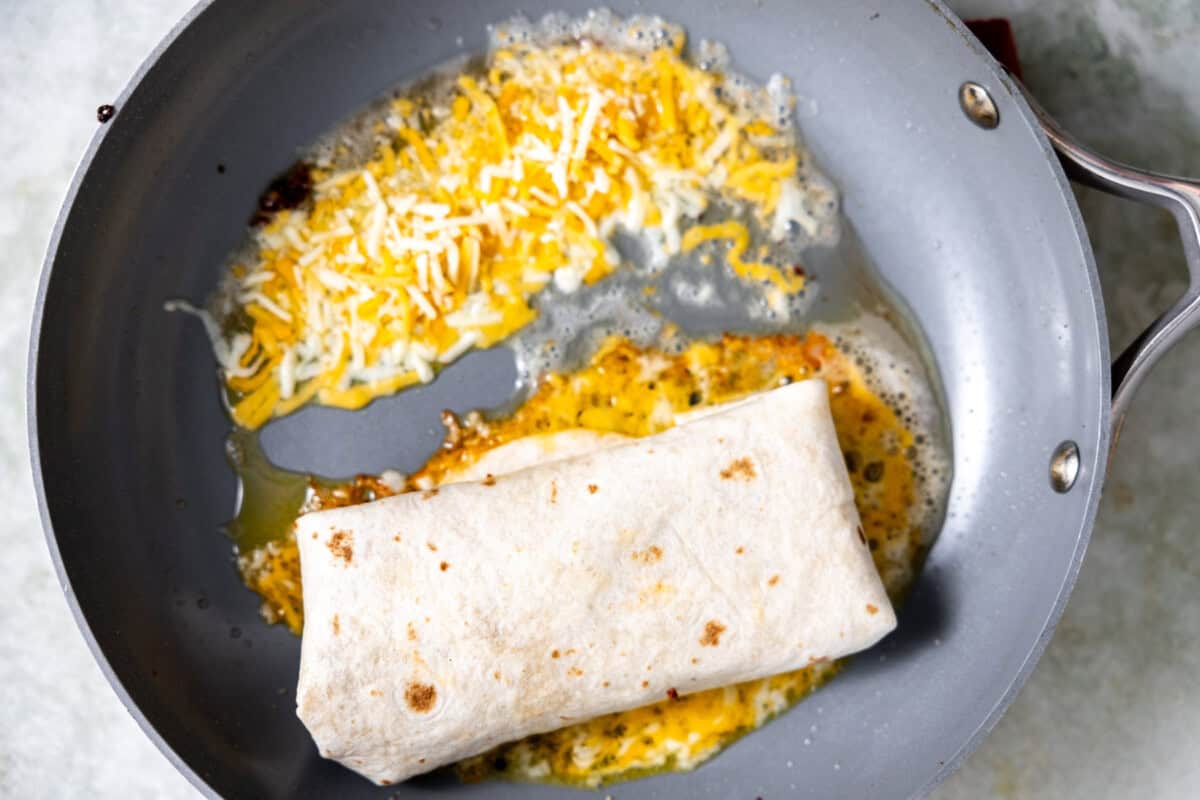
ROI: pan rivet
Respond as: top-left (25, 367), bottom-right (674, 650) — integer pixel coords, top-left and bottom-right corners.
top-left (1049, 441), bottom-right (1080, 493)
top-left (959, 82), bottom-right (999, 129)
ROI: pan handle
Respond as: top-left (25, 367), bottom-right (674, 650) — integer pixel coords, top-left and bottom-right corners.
top-left (1020, 90), bottom-right (1200, 439)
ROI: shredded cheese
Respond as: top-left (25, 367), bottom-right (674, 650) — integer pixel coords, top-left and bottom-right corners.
top-left (210, 24), bottom-right (816, 429)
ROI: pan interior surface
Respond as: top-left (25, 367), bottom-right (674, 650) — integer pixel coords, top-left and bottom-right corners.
top-left (31, 1), bottom-right (1107, 798)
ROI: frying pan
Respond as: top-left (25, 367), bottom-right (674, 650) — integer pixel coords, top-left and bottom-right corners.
top-left (29, 0), bottom-right (1200, 797)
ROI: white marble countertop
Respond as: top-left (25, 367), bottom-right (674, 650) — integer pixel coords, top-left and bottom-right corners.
top-left (2, 1), bottom-right (1197, 797)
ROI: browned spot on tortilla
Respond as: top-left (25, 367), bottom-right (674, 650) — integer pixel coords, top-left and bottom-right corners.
top-left (602, 681), bottom-right (610, 688)
top-left (632, 545), bottom-right (663, 563)
top-left (380, 780), bottom-right (391, 786)
top-left (369, 689), bottom-right (382, 697)
top-left (393, 534), bottom-right (401, 542)
top-left (857, 525), bottom-right (867, 545)
top-left (691, 657), bottom-right (699, 664)
top-left (404, 682), bottom-right (437, 713)
top-left (587, 483), bottom-right (598, 494)
top-left (866, 603), bottom-right (879, 615)
top-left (768, 574), bottom-right (780, 587)
top-left (331, 614), bottom-right (340, 636)
top-left (418, 758), bottom-right (425, 764)
top-left (493, 671), bottom-right (501, 681)
top-left (421, 488), bottom-right (439, 500)
top-left (327, 530), bottom-right (353, 564)
top-left (808, 655), bottom-right (830, 665)
top-left (550, 480), bottom-right (558, 504)
top-left (641, 680), bottom-right (650, 688)
top-left (666, 687), bottom-right (679, 700)
top-left (405, 622), bottom-right (418, 641)
top-left (551, 649), bottom-right (561, 659)
top-left (700, 620), bottom-right (726, 647)
top-left (427, 542), bottom-right (438, 552)
top-left (735, 546), bottom-right (745, 555)
top-left (482, 473), bottom-right (497, 486)
top-left (311, 532), bottom-right (317, 540)
top-left (720, 457), bottom-right (757, 481)
top-left (440, 561), bottom-right (450, 571)
top-left (568, 666), bottom-right (584, 677)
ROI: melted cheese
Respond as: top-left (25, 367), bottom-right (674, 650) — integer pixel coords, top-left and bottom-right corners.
top-left (238, 332), bottom-right (928, 786)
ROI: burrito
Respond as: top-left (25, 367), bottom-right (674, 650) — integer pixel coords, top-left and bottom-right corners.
top-left (295, 379), bottom-right (896, 785)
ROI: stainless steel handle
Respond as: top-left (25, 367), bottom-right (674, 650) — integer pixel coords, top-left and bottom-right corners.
top-left (1020, 89), bottom-right (1200, 439)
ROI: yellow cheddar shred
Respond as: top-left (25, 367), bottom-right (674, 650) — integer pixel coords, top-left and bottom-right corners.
top-left (681, 221), bottom-right (806, 293)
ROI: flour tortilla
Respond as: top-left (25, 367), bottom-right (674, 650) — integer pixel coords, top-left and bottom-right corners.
top-left (295, 380), bottom-right (896, 785)
top-left (439, 401), bottom-right (746, 484)
top-left (442, 428), bottom-right (631, 483)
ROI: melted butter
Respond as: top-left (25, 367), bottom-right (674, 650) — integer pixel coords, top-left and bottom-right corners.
top-left (233, 331), bottom-right (936, 786)
top-left (226, 430), bottom-right (314, 552)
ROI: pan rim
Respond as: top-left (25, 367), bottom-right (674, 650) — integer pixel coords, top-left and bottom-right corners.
top-left (26, 2), bottom-right (1111, 798)
top-left (910, 8), bottom-right (1113, 794)
top-left (27, 1), bottom-right (224, 797)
